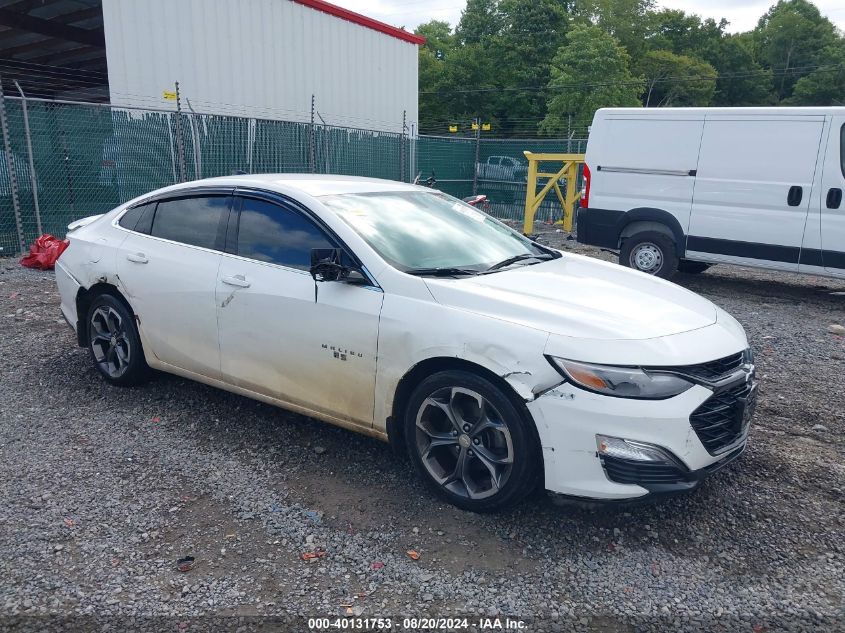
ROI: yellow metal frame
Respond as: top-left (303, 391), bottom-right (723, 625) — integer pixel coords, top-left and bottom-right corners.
top-left (522, 151), bottom-right (585, 235)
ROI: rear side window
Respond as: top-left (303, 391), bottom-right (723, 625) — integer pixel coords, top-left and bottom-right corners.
top-left (236, 197), bottom-right (336, 270)
top-left (118, 202), bottom-right (154, 232)
top-left (151, 196), bottom-right (230, 250)
top-left (840, 124), bottom-right (844, 178)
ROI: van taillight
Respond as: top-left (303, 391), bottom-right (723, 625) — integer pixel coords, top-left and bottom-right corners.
top-left (580, 164), bottom-right (591, 208)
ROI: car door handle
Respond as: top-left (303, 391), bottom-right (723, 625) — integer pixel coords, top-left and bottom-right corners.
top-left (827, 187), bottom-right (843, 209)
top-left (221, 274), bottom-right (250, 288)
top-left (787, 185), bottom-right (803, 207)
top-left (126, 252), bottom-right (148, 264)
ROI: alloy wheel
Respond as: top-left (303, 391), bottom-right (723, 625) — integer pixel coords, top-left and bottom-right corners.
top-left (415, 387), bottom-right (514, 500)
top-left (90, 306), bottom-right (131, 379)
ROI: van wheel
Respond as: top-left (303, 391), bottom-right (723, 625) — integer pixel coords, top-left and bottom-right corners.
top-left (620, 231), bottom-right (678, 279)
top-left (678, 260), bottom-right (711, 274)
top-left (404, 371), bottom-right (540, 512)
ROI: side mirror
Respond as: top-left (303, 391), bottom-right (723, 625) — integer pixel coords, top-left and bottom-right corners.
top-left (310, 248), bottom-right (343, 282)
top-left (309, 248), bottom-right (369, 285)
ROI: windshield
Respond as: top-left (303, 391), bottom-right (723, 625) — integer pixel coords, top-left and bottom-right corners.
top-left (320, 190), bottom-right (552, 273)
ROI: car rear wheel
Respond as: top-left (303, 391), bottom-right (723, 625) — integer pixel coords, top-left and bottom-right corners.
top-left (86, 293), bottom-right (150, 386)
top-left (620, 230), bottom-right (678, 279)
top-left (404, 370), bottom-right (540, 512)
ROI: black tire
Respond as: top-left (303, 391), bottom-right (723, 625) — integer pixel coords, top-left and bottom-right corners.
top-left (619, 230), bottom-right (678, 279)
top-left (678, 260), bottom-right (712, 274)
top-left (404, 370), bottom-right (540, 512)
top-left (86, 293), bottom-right (150, 386)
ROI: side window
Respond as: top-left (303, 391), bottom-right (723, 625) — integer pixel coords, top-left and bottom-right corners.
top-left (134, 202), bottom-right (156, 235)
top-left (150, 196), bottom-right (230, 250)
top-left (236, 197), bottom-right (336, 270)
top-left (840, 124), bottom-right (844, 178)
top-left (118, 202), bottom-right (154, 231)
top-left (489, 157), bottom-right (500, 166)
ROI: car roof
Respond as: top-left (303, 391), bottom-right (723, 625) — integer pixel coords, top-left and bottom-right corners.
top-left (170, 174), bottom-right (421, 197)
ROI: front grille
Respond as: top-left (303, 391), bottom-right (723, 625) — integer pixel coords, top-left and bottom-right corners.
top-left (690, 382), bottom-right (755, 455)
top-left (670, 351), bottom-right (745, 382)
top-left (601, 455), bottom-right (688, 486)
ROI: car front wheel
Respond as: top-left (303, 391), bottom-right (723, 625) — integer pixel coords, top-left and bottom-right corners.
top-left (404, 370), bottom-right (540, 512)
top-left (86, 293), bottom-right (150, 386)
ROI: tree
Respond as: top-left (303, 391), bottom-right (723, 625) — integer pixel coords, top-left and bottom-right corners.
top-left (787, 42), bottom-right (845, 105)
top-left (456, 0), bottom-right (502, 45)
top-left (646, 9), bottom-right (725, 56)
top-left (754, 0), bottom-right (839, 100)
top-left (489, 0), bottom-right (570, 135)
top-left (575, 0), bottom-right (656, 59)
top-left (541, 25), bottom-right (642, 134)
top-left (416, 21), bottom-right (458, 131)
top-left (699, 34), bottom-right (774, 106)
top-left (639, 50), bottom-right (717, 106)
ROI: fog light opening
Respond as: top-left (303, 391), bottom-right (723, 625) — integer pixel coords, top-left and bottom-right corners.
top-left (596, 435), bottom-right (670, 463)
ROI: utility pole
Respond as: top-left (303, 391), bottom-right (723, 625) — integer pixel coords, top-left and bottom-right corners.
top-left (472, 116), bottom-right (481, 196)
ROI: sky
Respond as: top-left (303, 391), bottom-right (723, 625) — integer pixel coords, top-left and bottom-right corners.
top-left (329, 0), bottom-right (845, 35)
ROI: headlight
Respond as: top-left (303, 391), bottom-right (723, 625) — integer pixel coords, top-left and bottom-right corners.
top-left (547, 357), bottom-right (693, 399)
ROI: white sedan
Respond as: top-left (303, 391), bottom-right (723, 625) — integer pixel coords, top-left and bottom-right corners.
top-left (55, 175), bottom-right (757, 511)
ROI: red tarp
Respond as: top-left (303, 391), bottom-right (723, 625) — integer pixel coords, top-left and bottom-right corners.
top-left (20, 234), bottom-right (69, 270)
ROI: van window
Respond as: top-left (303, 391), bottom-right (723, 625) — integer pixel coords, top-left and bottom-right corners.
top-left (841, 124), bottom-right (845, 178)
top-left (236, 197), bottom-right (336, 270)
top-left (150, 196), bottom-right (230, 250)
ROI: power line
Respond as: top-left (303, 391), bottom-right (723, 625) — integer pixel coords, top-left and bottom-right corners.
top-left (420, 63), bottom-right (844, 95)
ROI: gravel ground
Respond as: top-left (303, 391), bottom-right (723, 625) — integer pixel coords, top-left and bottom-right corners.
top-left (0, 235), bottom-right (843, 632)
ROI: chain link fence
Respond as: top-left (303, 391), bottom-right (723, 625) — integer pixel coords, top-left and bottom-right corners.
top-left (0, 95), bottom-right (587, 255)
top-left (416, 135), bottom-right (587, 223)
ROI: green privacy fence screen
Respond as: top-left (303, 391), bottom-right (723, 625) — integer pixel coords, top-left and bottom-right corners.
top-left (0, 96), bottom-right (587, 255)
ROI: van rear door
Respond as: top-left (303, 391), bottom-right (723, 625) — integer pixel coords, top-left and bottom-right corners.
top-left (686, 115), bottom-right (825, 271)
top-left (817, 116), bottom-right (845, 274)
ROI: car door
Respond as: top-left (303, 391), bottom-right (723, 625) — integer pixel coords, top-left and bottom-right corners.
top-left (687, 116), bottom-right (825, 270)
top-left (216, 192), bottom-right (383, 427)
top-left (818, 116), bottom-right (845, 274)
top-left (116, 191), bottom-right (232, 379)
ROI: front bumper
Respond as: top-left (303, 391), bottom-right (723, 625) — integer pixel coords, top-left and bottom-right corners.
top-left (527, 380), bottom-right (752, 501)
top-left (598, 442), bottom-right (746, 495)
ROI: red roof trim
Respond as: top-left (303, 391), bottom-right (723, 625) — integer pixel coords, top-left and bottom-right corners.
top-left (292, 0), bottom-right (426, 45)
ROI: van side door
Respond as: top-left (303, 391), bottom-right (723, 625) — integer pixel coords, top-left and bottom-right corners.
top-left (686, 116), bottom-right (825, 271)
top-left (816, 116), bottom-right (845, 275)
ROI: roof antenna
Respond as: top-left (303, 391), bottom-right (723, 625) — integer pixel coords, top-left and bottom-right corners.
top-left (231, 169), bottom-right (247, 175)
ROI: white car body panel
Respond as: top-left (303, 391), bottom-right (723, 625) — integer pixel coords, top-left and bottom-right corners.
top-left (117, 231), bottom-right (224, 379)
top-left (56, 174), bottom-right (754, 502)
top-left (216, 252), bottom-right (383, 426)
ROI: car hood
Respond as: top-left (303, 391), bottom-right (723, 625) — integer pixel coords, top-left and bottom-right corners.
top-left (424, 253), bottom-right (718, 341)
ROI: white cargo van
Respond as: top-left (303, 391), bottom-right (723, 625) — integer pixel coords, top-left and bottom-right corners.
top-left (577, 107), bottom-right (845, 279)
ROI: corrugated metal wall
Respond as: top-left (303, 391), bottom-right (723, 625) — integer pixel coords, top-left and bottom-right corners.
top-left (102, 0), bottom-right (418, 133)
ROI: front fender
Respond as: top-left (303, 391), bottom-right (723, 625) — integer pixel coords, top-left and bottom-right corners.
top-left (373, 295), bottom-right (561, 433)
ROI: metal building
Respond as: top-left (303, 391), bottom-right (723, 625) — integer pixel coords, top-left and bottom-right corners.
top-left (103, 0), bottom-right (422, 133)
top-left (0, 0), bottom-right (423, 133)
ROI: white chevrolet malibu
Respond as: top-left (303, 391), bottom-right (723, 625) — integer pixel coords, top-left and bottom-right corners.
top-left (55, 175), bottom-right (757, 511)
